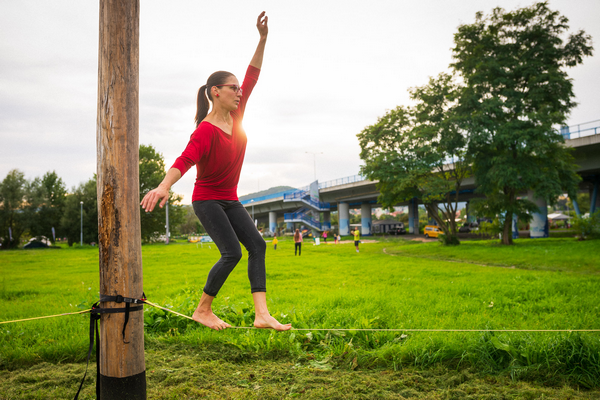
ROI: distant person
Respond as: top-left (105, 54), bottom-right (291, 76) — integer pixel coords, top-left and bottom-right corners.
top-left (140, 12), bottom-right (290, 332)
top-left (334, 232), bottom-right (338, 244)
top-left (337, 233), bottom-right (341, 243)
top-left (294, 229), bottom-right (303, 256)
top-left (353, 228), bottom-right (361, 252)
top-left (272, 234), bottom-right (278, 250)
top-left (322, 230), bottom-right (328, 242)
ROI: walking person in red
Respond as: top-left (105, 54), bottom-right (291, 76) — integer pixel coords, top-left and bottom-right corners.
top-left (141, 12), bottom-right (290, 332)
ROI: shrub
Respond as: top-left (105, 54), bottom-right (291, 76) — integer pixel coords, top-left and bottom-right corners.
top-left (572, 211), bottom-right (600, 240)
top-left (479, 219), bottom-right (502, 239)
top-left (438, 233), bottom-right (460, 246)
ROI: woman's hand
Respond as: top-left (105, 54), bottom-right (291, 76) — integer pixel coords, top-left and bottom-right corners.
top-left (257, 11), bottom-right (268, 39)
top-left (140, 185), bottom-right (169, 212)
top-left (140, 168), bottom-right (182, 212)
top-left (250, 12), bottom-right (268, 69)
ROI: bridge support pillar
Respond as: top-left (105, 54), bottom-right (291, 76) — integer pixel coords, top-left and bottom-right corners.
top-left (465, 201), bottom-right (476, 224)
top-left (591, 181), bottom-right (599, 214)
top-left (339, 202), bottom-right (349, 236)
top-left (572, 197), bottom-right (581, 217)
top-left (408, 198), bottom-right (419, 234)
top-left (528, 190), bottom-right (548, 238)
top-left (269, 212), bottom-right (277, 234)
top-left (322, 211), bottom-right (331, 231)
top-left (361, 202), bottom-right (372, 236)
top-left (286, 222), bottom-right (293, 231)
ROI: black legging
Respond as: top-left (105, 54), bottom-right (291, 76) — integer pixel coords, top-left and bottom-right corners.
top-left (295, 242), bottom-right (301, 256)
top-left (193, 200), bottom-right (266, 296)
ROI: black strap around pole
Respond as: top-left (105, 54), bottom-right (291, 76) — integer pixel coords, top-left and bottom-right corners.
top-left (73, 296), bottom-right (145, 400)
top-left (100, 293), bottom-right (146, 343)
top-left (100, 293), bottom-right (146, 304)
top-left (74, 302), bottom-right (100, 400)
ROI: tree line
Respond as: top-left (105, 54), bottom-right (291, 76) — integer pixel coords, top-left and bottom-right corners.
top-left (358, 2), bottom-right (593, 245)
top-left (0, 144), bottom-right (188, 249)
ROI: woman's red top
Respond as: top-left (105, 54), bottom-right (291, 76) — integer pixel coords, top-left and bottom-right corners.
top-left (171, 65), bottom-right (260, 202)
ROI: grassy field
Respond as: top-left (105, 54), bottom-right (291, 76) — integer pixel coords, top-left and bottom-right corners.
top-left (1, 236), bottom-right (600, 399)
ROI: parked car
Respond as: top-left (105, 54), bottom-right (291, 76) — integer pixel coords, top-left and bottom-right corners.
top-left (301, 229), bottom-right (312, 238)
top-left (390, 223), bottom-right (407, 235)
top-left (458, 223), bottom-right (471, 233)
top-left (423, 225), bottom-right (442, 238)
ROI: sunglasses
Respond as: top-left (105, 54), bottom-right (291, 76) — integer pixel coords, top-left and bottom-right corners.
top-left (217, 84), bottom-right (243, 95)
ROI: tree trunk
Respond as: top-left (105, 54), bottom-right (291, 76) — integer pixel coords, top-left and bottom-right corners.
top-left (97, 0), bottom-right (145, 398)
top-left (502, 211), bottom-right (513, 245)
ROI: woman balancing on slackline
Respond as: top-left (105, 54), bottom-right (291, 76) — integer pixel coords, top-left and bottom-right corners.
top-left (140, 12), bottom-right (291, 332)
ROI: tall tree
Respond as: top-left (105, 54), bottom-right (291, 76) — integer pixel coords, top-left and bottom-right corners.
top-left (139, 144), bottom-right (184, 242)
top-left (60, 177), bottom-right (98, 246)
top-left (0, 170), bottom-right (30, 249)
top-left (176, 205), bottom-right (204, 235)
top-left (30, 171), bottom-right (67, 242)
top-left (358, 73), bottom-right (470, 244)
top-left (452, 2), bottom-right (593, 244)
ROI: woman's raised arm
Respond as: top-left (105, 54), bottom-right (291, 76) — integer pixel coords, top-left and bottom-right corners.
top-left (249, 11), bottom-right (268, 70)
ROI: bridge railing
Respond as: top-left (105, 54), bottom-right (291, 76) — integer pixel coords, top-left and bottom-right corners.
top-left (283, 190), bottom-right (306, 201)
top-left (242, 174), bottom-right (370, 205)
top-left (283, 190), bottom-right (330, 210)
top-left (240, 189), bottom-right (298, 205)
top-left (318, 174), bottom-right (368, 189)
top-left (561, 119), bottom-right (600, 140)
top-left (284, 211), bottom-right (322, 230)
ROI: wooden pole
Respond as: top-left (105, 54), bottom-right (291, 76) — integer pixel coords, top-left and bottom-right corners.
top-left (97, 0), bottom-right (145, 398)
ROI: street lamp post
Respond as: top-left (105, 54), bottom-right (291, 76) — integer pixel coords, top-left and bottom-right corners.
top-left (165, 199), bottom-right (170, 245)
top-left (80, 201), bottom-right (83, 246)
top-left (305, 151), bottom-right (323, 181)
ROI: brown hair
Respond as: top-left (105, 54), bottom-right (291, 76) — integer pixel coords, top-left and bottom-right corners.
top-left (195, 70), bottom-right (235, 127)
top-left (294, 229), bottom-right (301, 242)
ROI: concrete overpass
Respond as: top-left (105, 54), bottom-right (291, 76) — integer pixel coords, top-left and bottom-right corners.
top-left (242, 121), bottom-right (600, 237)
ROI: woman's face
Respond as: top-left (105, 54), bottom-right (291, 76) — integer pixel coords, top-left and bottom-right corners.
top-left (215, 76), bottom-right (241, 111)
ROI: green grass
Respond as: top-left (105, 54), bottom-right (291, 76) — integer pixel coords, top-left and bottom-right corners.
top-left (1, 237), bottom-right (600, 398)
top-left (383, 237), bottom-right (600, 273)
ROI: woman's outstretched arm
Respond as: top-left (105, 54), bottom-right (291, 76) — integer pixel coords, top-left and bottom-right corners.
top-left (140, 167), bottom-right (182, 212)
top-left (249, 11), bottom-right (268, 69)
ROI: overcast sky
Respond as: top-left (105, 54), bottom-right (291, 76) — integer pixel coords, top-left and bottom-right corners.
top-left (1, 0), bottom-right (598, 204)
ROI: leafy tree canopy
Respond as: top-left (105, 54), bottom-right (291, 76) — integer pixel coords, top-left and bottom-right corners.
top-left (139, 144), bottom-right (185, 242)
top-left (358, 73), bottom-right (470, 243)
top-left (0, 169), bottom-right (32, 248)
top-left (60, 176), bottom-right (98, 246)
top-left (452, 1), bottom-right (592, 244)
top-left (30, 171), bottom-right (67, 241)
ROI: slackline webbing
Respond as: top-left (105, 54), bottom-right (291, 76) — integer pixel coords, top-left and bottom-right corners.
top-left (2, 298), bottom-right (600, 332)
top-left (0, 309), bottom-right (92, 324)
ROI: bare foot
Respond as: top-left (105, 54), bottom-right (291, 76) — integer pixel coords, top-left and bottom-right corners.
top-left (254, 314), bottom-right (292, 331)
top-left (192, 309), bottom-right (231, 331)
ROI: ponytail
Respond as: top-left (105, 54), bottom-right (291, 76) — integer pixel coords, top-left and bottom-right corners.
top-left (194, 70), bottom-right (236, 128)
top-left (195, 85), bottom-right (210, 127)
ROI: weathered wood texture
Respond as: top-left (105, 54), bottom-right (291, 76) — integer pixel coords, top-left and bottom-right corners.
top-left (97, 0), bottom-right (145, 381)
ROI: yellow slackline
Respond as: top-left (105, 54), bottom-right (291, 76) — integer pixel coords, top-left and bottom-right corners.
top-left (0, 309), bottom-right (92, 325)
top-left (143, 300), bottom-right (195, 321)
top-left (143, 301), bottom-right (600, 332)
top-left (2, 301), bottom-right (600, 333)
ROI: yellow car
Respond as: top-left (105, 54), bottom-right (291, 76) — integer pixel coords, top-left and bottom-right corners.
top-left (423, 225), bottom-right (442, 238)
